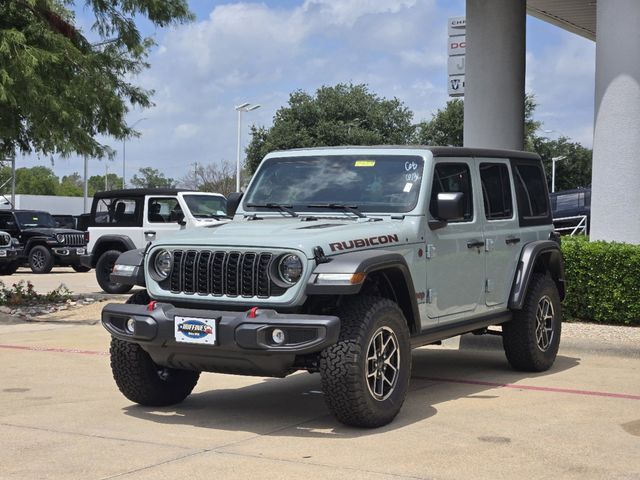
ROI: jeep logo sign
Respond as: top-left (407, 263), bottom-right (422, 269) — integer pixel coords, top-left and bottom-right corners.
top-left (329, 234), bottom-right (399, 252)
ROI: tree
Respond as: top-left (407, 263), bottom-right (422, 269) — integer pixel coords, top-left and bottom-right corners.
top-left (130, 167), bottom-right (174, 188)
top-left (57, 172), bottom-right (83, 196)
top-left (88, 173), bottom-right (123, 194)
top-left (0, 0), bottom-right (192, 159)
top-left (179, 161), bottom-right (236, 196)
top-left (15, 166), bottom-right (59, 194)
top-left (531, 136), bottom-right (592, 190)
top-left (245, 83), bottom-right (415, 173)
top-left (415, 94), bottom-right (541, 147)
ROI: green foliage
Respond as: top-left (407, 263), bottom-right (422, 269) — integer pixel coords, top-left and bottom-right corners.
top-left (531, 136), bottom-right (592, 190)
top-left (130, 167), bottom-right (174, 188)
top-left (246, 83), bottom-right (415, 173)
top-left (88, 172), bottom-right (122, 194)
top-left (15, 165), bottom-right (59, 194)
top-left (0, 280), bottom-right (72, 306)
top-left (0, 0), bottom-right (192, 159)
top-left (58, 172), bottom-right (83, 196)
top-left (562, 236), bottom-right (640, 325)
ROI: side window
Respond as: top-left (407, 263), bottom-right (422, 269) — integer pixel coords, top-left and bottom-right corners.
top-left (429, 163), bottom-right (473, 222)
top-left (93, 197), bottom-right (142, 226)
top-left (147, 198), bottom-right (179, 223)
top-left (479, 163), bottom-right (513, 220)
top-left (511, 160), bottom-right (551, 226)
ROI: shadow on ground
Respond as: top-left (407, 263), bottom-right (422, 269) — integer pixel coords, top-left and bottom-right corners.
top-left (123, 348), bottom-right (580, 438)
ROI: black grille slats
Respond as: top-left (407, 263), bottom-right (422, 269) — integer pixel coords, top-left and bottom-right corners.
top-left (169, 250), bottom-right (283, 297)
top-left (61, 233), bottom-right (85, 245)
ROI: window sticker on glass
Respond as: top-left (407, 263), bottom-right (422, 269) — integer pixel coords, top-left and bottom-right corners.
top-left (403, 183), bottom-right (413, 193)
top-left (354, 160), bottom-right (376, 167)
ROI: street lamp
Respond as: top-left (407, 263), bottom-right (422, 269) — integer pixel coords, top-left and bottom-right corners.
top-left (123, 117), bottom-right (147, 189)
top-left (235, 103), bottom-right (261, 192)
top-left (551, 156), bottom-right (567, 193)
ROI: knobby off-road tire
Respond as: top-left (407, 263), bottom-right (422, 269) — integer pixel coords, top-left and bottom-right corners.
top-left (502, 273), bottom-right (562, 372)
top-left (109, 289), bottom-right (200, 406)
top-left (320, 296), bottom-right (411, 428)
top-left (96, 249), bottom-right (133, 294)
top-left (29, 245), bottom-right (54, 273)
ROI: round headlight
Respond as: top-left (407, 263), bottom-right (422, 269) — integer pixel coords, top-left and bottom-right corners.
top-left (56, 234), bottom-right (65, 243)
top-left (278, 254), bottom-right (303, 285)
top-left (153, 250), bottom-right (173, 279)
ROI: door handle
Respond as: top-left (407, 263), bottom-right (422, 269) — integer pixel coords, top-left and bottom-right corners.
top-left (467, 240), bottom-right (485, 249)
top-left (144, 231), bottom-right (157, 241)
top-left (505, 237), bottom-right (521, 245)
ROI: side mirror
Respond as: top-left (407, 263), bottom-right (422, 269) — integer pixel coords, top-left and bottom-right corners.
top-left (226, 192), bottom-right (244, 217)
top-left (429, 192), bottom-right (465, 230)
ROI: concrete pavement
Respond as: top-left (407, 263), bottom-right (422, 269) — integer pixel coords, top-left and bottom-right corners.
top-left (1, 318), bottom-right (639, 480)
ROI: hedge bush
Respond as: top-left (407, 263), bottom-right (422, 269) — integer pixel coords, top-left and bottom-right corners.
top-left (561, 235), bottom-right (640, 325)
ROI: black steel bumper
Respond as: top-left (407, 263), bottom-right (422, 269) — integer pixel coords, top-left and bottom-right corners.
top-left (0, 248), bottom-right (19, 260)
top-left (52, 246), bottom-right (86, 261)
top-left (79, 254), bottom-right (93, 268)
top-left (102, 302), bottom-right (340, 377)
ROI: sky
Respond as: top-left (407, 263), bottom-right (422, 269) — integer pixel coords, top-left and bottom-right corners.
top-left (20, 0), bottom-right (596, 183)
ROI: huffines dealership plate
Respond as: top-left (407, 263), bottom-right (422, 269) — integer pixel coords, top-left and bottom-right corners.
top-left (174, 317), bottom-right (217, 345)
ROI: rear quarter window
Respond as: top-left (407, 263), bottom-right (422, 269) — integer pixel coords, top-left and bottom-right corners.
top-left (510, 159), bottom-right (552, 227)
top-left (91, 197), bottom-right (143, 227)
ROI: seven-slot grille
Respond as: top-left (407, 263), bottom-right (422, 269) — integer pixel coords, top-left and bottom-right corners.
top-left (167, 249), bottom-right (286, 298)
top-left (60, 233), bottom-right (85, 246)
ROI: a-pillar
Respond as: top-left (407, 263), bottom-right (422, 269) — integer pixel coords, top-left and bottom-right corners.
top-left (591, 0), bottom-right (640, 244)
top-left (464, 0), bottom-right (526, 150)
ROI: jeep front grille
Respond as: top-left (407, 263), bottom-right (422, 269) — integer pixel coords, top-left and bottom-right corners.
top-left (168, 250), bottom-right (286, 298)
top-left (61, 233), bottom-right (85, 246)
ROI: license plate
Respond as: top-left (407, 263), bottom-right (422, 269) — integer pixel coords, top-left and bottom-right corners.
top-left (174, 316), bottom-right (217, 345)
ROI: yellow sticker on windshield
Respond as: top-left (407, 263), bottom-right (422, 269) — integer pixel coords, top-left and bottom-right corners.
top-left (354, 160), bottom-right (376, 167)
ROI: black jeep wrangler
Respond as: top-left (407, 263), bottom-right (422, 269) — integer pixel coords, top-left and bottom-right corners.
top-left (0, 210), bottom-right (89, 273)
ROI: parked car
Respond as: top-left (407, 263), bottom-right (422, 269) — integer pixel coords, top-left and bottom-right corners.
top-left (53, 214), bottom-right (77, 229)
top-left (0, 210), bottom-right (88, 273)
top-left (81, 188), bottom-right (227, 294)
top-left (102, 146), bottom-right (565, 428)
top-left (0, 230), bottom-right (21, 275)
top-left (550, 187), bottom-right (591, 233)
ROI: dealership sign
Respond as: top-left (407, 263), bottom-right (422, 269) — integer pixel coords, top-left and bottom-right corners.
top-left (448, 16), bottom-right (465, 97)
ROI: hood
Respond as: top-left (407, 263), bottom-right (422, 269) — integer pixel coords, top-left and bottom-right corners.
top-left (21, 227), bottom-right (83, 236)
top-left (153, 217), bottom-right (418, 258)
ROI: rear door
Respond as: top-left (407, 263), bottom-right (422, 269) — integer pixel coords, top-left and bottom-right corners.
top-left (477, 159), bottom-right (520, 307)
top-left (425, 159), bottom-right (486, 323)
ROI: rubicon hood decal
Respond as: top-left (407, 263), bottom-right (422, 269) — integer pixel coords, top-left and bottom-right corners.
top-left (329, 234), bottom-right (399, 252)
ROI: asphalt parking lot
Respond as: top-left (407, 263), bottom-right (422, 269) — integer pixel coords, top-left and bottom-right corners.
top-left (1, 310), bottom-right (639, 479)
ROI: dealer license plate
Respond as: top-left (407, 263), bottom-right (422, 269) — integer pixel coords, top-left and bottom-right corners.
top-left (174, 316), bottom-right (217, 345)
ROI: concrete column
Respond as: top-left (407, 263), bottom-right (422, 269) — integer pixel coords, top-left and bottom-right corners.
top-left (591, 0), bottom-right (640, 244)
top-left (464, 0), bottom-right (526, 150)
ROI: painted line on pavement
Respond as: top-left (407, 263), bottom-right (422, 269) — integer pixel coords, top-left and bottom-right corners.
top-left (421, 376), bottom-right (640, 400)
top-left (0, 344), bottom-right (108, 356)
top-left (2, 344), bottom-right (638, 401)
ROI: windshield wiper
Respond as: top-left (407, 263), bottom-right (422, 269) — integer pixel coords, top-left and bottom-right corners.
top-left (246, 203), bottom-right (299, 217)
top-left (307, 203), bottom-right (366, 218)
top-left (193, 213), bottom-right (230, 220)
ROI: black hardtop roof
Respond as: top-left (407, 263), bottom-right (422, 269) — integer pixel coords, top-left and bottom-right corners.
top-left (270, 145), bottom-right (541, 161)
top-left (93, 188), bottom-right (192, 199)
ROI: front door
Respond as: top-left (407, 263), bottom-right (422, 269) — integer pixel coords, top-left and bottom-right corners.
top-left (144, 196), bottom-right (181, 243)
top-left (425, 159), bottom-right (486, 323)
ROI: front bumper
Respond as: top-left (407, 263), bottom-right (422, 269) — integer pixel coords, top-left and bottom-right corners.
top-left (52, 246), bottom-right (86, 257)
top-left (102, 302), bottom-right (340, 377)
top-left (0, 248), bottom-right (19, 259)
top-left (79, 254), bottom-right (92, 268)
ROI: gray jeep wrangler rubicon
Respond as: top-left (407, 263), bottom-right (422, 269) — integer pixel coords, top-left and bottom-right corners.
top-left (102, 146), bottom-right (564, 428)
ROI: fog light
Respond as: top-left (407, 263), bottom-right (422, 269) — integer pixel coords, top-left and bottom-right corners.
top-left (126, 318), bottom-right (135, 333)
top-left (272, 328), bottom-right (286, 345)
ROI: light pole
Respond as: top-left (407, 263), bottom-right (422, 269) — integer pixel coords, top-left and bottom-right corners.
top-left (235, 103), bottom-right (261, 192)
top-left (123, 117), bottom-right (147, 189)
top-left (551, 156), bottom-right (566, 193)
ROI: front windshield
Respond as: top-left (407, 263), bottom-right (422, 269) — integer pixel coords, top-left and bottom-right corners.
top-left (244, 155), bottom-right (424, 214)
top-left (15, 211), bottom-right (56, 228)
top-left (183, 195), bottom-right (227, 217)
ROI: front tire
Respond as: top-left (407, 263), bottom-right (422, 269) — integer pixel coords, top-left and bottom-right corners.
top-left (72, 265), bottom-right (91, 273)
top-left (29, 246), bottom-right (54, 273)
top-left (320, 296), bottom-right (411, 428)
top-left (0, 261), bottom-right (19, 275)
top-left (96, 250), bottom-right (133, 294)
top-left (110, 289), bottom-right (200, 406)
top-left (502, 273), bottom-right (562, 372)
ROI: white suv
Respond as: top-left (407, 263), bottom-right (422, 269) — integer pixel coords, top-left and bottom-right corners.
top-left (81, 188), bottom-right (227, 293)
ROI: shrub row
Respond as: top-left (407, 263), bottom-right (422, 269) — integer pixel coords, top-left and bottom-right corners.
top-left (561, 236), bottom-right (640, 326)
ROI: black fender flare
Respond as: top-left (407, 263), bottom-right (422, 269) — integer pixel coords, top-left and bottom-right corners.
top-left (92, 235), bottom-right (136, 265)
top-left (109, 248), bottom-right (146, 287)
top-left (509, 240), bottom-right (565, 310)
top-left (306, 250), bottom-right (420, 333)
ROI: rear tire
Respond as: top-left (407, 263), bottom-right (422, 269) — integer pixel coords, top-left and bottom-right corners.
top-left (72, 265), bottom-right (91, 273)
top-left (96, 250), bottom-right (132, 294)
top-left (29, 246), bottom-right (54, 273)
top-left (110, 289), bottom-right (199, 406)
top-left (502, 273), bottom-right (562, 372)
top-left (320, 296), bottom-right (411, 428)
